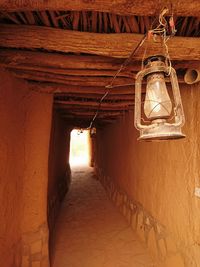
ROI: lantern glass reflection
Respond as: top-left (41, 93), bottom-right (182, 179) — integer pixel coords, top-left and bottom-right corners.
top-left (144, 73), bottom-right (172, 120)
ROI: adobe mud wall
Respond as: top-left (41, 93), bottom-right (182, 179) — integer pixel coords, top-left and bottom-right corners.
top-left (95, 83), bottom-right (200, 267)
top-left (0, 69), bottom-right (53, 267)
top-left (48, 111), bottom-right (71, 237)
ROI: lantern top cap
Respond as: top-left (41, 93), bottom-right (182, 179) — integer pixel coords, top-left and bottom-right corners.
top-left (144, 55), bottom-right (166, 67)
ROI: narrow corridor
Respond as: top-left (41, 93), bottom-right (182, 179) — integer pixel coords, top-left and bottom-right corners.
top-left (52, 167), bottom-right (155, 267)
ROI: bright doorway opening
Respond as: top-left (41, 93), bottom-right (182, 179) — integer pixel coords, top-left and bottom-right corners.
top-left (69, 129), bottom-right (90, 167)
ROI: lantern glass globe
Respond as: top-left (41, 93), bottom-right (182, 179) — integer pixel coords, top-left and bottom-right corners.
top-left (144, 72), bottom-right (172, 120)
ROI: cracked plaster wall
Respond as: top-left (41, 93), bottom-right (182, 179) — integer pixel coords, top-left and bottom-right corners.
top-left (95, 84), bottom-right (200, 267)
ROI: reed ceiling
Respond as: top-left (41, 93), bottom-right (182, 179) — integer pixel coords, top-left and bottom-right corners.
top-left (0, 11), bottom-right (199, 36)
top-left (0, 4), bottom-right (199, 127)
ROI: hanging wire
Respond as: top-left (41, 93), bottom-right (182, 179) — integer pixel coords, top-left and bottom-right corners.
top-left (87, 7), bottom-right (177, 129)
top-left (106, 34), bottom-right (147, 89)
top-left (87, 34), bottom-right (147, 129)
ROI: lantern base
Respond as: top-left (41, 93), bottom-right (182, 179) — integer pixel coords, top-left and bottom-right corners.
top-left (138, 123), bottom-right (185, 141)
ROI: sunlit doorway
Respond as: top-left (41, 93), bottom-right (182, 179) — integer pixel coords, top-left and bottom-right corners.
top-left (69, 129), bottom-right (90, 167)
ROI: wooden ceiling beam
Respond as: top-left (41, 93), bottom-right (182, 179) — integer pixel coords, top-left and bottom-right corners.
top-left (11, 69), bottom-right (134, 87)
top-left (62, 118), bottom-right (116, 128)
top-left (62, 116), bottom-right (121, 122)
top-left (55, 100), bottom-right (133, 107)
top-left (173, 61), bottom-right (200, 69)
top-left (11, 68), bottom-right (184, 86)
top-left (0, 24), bottom-right (200, 60)
top-left (62, 111), bottom-right (123, 116)
top-left (62, 116), bottom-right (120, 121)
top-left (28, 82), bottom-right (136, 95)
top-left (1, 50), bottom-right (199, 74)
top-left (0, 1), bottom-right (199, 16)
top-left (62, 112), bottom-right (122, 119)
top-left (0, 49), bottom-right (136, 71)
top-left (55, 104), bottom-right (133, 111)
top-left (54, 93), bottom-right (134, 100)
top-left (6, 64), bottom-right (132, 78)
top-left (0, 51), bottom-right (133, 78)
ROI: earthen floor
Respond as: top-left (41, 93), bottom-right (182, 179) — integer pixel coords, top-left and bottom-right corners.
top-left (52, 166), bottom-right (155, 267)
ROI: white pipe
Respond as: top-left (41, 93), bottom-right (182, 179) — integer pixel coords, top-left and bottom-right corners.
top-left (184, 69), bottom-right (200, 84)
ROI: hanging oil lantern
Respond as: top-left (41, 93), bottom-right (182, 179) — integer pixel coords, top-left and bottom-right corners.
top-left (134, 55), bottom-right (185, 141)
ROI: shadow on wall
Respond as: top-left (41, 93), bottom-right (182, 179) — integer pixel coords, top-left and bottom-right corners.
top-left (47, 111), bottom-right (72, 263)
top-left (70, 129), bottom-right (90, 167)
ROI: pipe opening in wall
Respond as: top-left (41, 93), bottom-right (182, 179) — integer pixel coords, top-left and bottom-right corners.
top-left (69, 129), bottom-right (90, 167)
top-left (184, 69), bottom-right (200, 84)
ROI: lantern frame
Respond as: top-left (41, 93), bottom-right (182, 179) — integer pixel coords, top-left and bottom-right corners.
top-left (134, 56), bottom-right (185, 141)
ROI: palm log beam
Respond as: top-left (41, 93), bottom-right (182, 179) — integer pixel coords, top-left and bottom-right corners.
top-left (28, 83), bottom-right (136, 95)
top-left (55, 100), bottom-right (133, 107)
top-left (0, 24), bottom-right (200, 60)
top-left (0, 50), bottom-right (199, 73)
top-left (55, 103), bottom-right (133, 111)
top-left (11, 69), bottom-right (134, 87)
